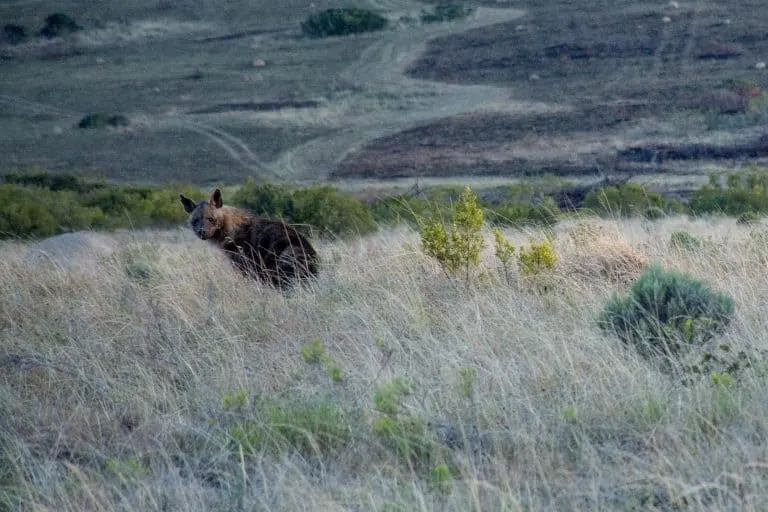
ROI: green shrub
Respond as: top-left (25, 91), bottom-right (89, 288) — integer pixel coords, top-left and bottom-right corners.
top-left (598, 264), bottom-right (735, 362)
top-left (518, 237), bottom-right (558, 276)
top-left (584, 184), bottom-right (683, 217)
top-left (230, 178), bottom-right (293, 218)
top-left (3, 172), bottom-right (104, 193)
top-left (0, 185), bottom-right (106, 238)
top-left (291, 185), bottom-right (376, 238)
top-left (39, 13), bottom-right (81, 39)
top-left (487, 197), bottom-right (560, 227)
top-left (3, 23), bottom-right (28, 45)
top-left (301, 8), bottom-right (388, 38)
top-left (737, 211), bottom-right (761, 224)
top-left (232, 180), bottom-right (376, 238)
top-left (421, 3), bottom-right (474, 23)
top-left (690, 168), bottom-right (768, 216)
top-left (420, 186), bottom-right (485, 279)
top-left (669, 230), bottom-right (701, 251)
top-left (77, 113), bottom-right (130, 129)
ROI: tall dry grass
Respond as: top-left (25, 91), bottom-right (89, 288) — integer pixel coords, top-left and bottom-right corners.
top-left (2, 217), bottom-right (768, 511)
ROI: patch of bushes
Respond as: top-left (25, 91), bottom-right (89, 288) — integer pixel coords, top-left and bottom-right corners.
top-left (0, 185), bottom-right (105, 238)
top-left (301, 8), bottom-right (388, 38)
top-left (598, 264), bottom-right (735, 363)
top-left (77, 113), bottom-right (130, 129)
top-left (690, 168), bottom-right (768, 216)
top-left (39, 13), bottom-right (81, 39)
top-left (232, 179), bottom-right (376, 238)
top-left (420, 3), bottom-right (474, 24)
top-left (0, 174), bottom-right (198, 239)
top-left (3, 172), bottom-right (104, 193)
top-left (584, 184), bottom-right (685, 217)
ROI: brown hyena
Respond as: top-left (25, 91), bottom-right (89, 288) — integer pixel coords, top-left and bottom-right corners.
top-left (180, 188), bottom-right (318, 288)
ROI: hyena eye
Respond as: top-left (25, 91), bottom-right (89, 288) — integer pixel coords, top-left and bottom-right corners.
top-left (207, 216), bottom-right (215, 222)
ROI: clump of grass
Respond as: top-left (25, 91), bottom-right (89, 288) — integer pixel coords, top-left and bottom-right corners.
top-left (226, 392), bottom-right (352, 458)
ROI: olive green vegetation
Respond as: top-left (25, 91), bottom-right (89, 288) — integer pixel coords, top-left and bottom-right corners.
top-left (3, 169), bottom-right (768, 240)
top-left (300, 8), bottom-right (388, 38)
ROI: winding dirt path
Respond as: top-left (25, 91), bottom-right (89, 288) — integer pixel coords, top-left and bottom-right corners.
top-left (270, 6), bottom-right (566, 182)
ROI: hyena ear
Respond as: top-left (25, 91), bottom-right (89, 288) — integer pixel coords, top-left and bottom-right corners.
top-left (180, 194), bottom-right (196, 214)
top-left (209, 188), bottom-right (223, 209)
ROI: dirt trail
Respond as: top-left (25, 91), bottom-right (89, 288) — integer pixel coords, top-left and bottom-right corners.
top-left (271, 6), bottom-right (566, 181)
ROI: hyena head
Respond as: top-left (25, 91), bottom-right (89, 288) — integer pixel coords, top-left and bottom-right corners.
top-left (180, 188), bottom-right (225, 241)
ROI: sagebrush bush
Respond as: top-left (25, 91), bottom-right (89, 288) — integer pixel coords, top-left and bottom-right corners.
top-left (301, 8), bottom-right (388, 38)
top-left (598, 264), bottom-right (735, 362)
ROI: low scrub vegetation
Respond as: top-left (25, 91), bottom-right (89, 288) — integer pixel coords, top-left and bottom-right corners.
top-left (5, 170), bottom-right (768, 241)
top-left (301, 8), bottom-right (388, 38)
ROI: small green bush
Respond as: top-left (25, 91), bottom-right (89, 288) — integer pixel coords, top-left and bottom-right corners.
top-left (518, 238), bottom-right (558, 276)
top-left (77, 113), bottom-right (130, 129)
top-left (487, 197), bottom-right (560, 227)
top-left (291, 185), bottom-right (376, 238)
top-left (420, 186), bottom-right (485, 279)
top-left (584, 184), bottom-right (684, 217)
top-left (598, 264), bottom-right (735, 362)
top-left (3, 23), bottom-right (28, 45)
top-left (39, 13), bottom-right (82, 39)
top-left (232, 180), bottom-right (376, 238)
top-left (421, 3), bottom-right (474, 24)
top-left (3, 172), bottom-right (104, 193)
top-left (230, 178), bottom-right (293, 218)
top-left (690, 168), bottom-right (768, 216)
top-left (737, 211), bottom-right (761, 225)
top-left (301, 8), bottom-right (388, 38)
top-left (669, 230), bottom-right (701, 251)
top-left (0, 185), bottom-right (106, 238)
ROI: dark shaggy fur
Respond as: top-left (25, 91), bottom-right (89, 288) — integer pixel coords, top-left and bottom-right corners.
top-left (180, 189), bottom-right (318, 288)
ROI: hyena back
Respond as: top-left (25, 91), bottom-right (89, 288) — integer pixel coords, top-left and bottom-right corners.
top-left (180, 188), bottom-right (318, 288)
